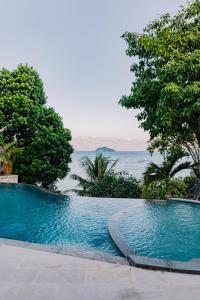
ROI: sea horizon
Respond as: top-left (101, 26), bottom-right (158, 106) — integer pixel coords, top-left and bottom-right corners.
top-left (57, 150), bottom-right (161, 191)
top-left (57, 150), bottom-right (190, 191)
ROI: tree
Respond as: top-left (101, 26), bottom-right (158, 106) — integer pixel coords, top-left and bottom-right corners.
top-left (0, 141), bottom-right (21, 175)
top-left (81, 153), bottom-right (118, 181)
top-left (143, 150), bottom-right (192, 185)
top-left (0, 64), bottom-right (47, 145)
top-left (70, 154), bottom-right (118, 193)
top-left (119, 1), bottom-right (200, 173)
top-left (0, 64), bottom-right (46, 105)
top-left (0, 64), bottom-right (73, 189)
top-left (70, 154), bottom-right (140, 198)
top-left (14, 107), bottom-right (72, 189)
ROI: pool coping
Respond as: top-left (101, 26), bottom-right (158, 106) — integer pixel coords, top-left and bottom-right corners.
top-left (0, 182), bottom-right (65, 197)
top-left (0, 238), bottom-right (128, 265)
top-left (108, 198), bottom-right (200, 274)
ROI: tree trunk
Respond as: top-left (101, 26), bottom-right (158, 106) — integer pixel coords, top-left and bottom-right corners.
top-left (184, 140), bottom-right (200, 178)
top-left (3, 162), bottom-right (13, 175)
top-left (197, 116), bottom-right (200, 148)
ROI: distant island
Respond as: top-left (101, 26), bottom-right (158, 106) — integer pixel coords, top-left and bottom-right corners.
top-left (95, 147), bottom-right (115, 152)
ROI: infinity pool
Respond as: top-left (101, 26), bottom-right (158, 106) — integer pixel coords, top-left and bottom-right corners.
top-left (1, 184), bottom-right (200, 263)
top-left (118, 200), bottom-right (200, 261)
top-left (0, 184), bottom-right (134, 255)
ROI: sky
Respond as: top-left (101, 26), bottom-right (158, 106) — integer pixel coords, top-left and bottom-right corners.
top-left (0, 0), bottom-right (188, 150)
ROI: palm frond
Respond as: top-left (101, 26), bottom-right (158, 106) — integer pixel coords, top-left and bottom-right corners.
top-left (144, 149), bottom-right (190, 185)
top-left (107, 159), bottom-right (118, 173)
top-left (64, 188), bottom-right (86, 196)
top-left (81, 157), bottom-right (97, 180)
top-left (143, 162), bottom-right (163, 184)
top-left (163, 150), bottom-right (188, 175)
top-left (80, 154), bottom-right (118, 181)
top-left (0, 141), bottom-right (22, 163)
top-left (70, 174), bottom-right (90, 188)
top-left (170, 161), bottom-right (192, 177)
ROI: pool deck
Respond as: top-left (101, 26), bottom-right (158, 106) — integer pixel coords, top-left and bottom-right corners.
top-left (0, 244), bottom-right (199, 300)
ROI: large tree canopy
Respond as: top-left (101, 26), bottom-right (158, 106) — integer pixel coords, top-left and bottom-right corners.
top-left (0, 64), bottom-right (73, 189)
top-left (119, 1), bottom-right (200, 155)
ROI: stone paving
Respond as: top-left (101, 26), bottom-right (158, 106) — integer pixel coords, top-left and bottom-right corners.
top-left (0, 244), bottom-right (199, 299)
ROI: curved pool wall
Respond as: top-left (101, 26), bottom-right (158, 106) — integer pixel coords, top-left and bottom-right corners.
top-left (108, 199), bottom-right (200, 274)
top-left (0, 183), bottom-right (134, 259)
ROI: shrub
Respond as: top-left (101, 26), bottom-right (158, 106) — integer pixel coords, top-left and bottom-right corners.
top-left (76, 172), bottom-right (141, 198)
top-left (183, 176), bottom-right (197, 194)
top-left (141, 178), bottom-right (187, 200)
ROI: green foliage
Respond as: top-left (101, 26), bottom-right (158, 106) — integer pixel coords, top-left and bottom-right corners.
top-left (73, 171), bottom-right (141, 198)
top-left (0, 64), bottom-right (46, 105)
top-left (183, 175), bottom-right (197, 196)
top-left (0, 134), bottom-right (4, 146)
top-left (0, 141), bottom-right (21, 163)
top-left (71, 154), bottom-right (118, 190)
top-left (80, 153), bottom-right (118, 181)
top-left (119, 1), bottom-right (200, 157)
top-left (142, 178), bottom-right (187, 200)
top-left (144, 149), bottom-right (192, 185)
top-left (70, 154), bottom-right (141, 198)
top-left (0, 64), bottom-right (73, 189)
top-left (0, 65), bottom-right (47, 145)
top-left (14, 107), bottom-right (72, 189)
top-left (183, 175), bottom-right (197, 188)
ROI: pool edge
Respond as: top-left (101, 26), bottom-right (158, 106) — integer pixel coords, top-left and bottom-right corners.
top-left (0, 238), bottom-right (128, 266)
top-left (0, 182), bottom-right (65, 197)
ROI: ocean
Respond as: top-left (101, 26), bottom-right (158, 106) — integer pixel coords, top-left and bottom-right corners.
top-left (57, 150), bottom-right (190, 192)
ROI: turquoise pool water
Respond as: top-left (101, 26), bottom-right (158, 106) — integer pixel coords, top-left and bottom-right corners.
top-left (1, 184), bottom-right (200, 262)
top-left (118, 200), bottom-right (200, 261)
top-left (0, 184), bottom-right (133, 256)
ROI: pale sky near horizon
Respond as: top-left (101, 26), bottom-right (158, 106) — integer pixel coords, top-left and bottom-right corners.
top-left (0, 0), bottom-right (188, 150)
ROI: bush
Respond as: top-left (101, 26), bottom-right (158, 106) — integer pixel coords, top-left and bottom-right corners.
top-left (183, 176), bottom-right (197, 195)
top-left (78, 172), bottom-right (141, 198)
top-left (141, 178), bottom-right (187, 200)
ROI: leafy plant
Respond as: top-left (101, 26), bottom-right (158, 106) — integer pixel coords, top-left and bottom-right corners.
top-left (0, 64), bottom-right (73, 189)
top-left (142, 178), bottom-right (187, 200)
top-left (71, 154), bottom-right (118, 191)
top-left (0, 141), bottom-right (22, 175)
top-left (144, 150), bottom-right (192, 185)
top-left (71, 171), bottom-right (141, 198)
top-left (119, 1), bottom-right (200, 175)
top-left (70, 154), bottom-right (141, 198)
top-left (0, 141), bottom-right (21, 164)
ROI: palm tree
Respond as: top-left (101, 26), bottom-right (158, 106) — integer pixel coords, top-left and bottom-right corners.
top-left (70, 154), bottom-right (118, 194)
top-left (0, 141), bottom-right (21, 175)
top-left (144, 150), bottom-right (192, 185)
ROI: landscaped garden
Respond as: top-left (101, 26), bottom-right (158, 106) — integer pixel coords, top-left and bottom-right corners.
top-left (0, 0), bottom-right (199, 274)
top-left (0, 1), bottom-right (199, 200)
